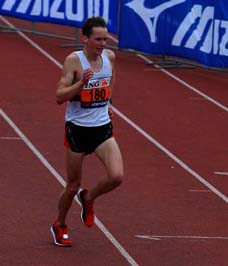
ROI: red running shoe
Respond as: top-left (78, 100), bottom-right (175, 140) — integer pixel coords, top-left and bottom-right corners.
top-left (50, 221), bottom-right (72, 247)
top-left (77, 188), bottom-right (94, 227)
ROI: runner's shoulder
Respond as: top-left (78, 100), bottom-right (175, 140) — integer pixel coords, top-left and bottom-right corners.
top-left (63, 52), bottom-right (81, 70)
top-left (104, 49), bottom-right (115, 61)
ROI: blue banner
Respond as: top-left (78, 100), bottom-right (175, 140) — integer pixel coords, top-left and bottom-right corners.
top-left (119, 0), bottom-right (228, 67)
top-left (0, 0), bottom-right (118, 33)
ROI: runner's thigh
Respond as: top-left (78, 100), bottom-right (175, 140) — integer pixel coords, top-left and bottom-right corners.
top-left (95, 137), bottom-right (123, 178)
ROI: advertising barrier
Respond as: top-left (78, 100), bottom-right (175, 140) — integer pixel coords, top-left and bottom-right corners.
top-left (119, 0), bottom-right (228, 67)
top-left (1, 0), bottom-right (228, 67)
top-left (0, 0), bottom-right (118, 34)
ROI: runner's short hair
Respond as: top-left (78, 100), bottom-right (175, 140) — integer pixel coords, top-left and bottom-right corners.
top-left (82, 17), bottom-right (107, 37)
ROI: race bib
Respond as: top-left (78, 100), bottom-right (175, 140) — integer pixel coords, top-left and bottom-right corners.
top-left (80, 78), bottom-right (111, 109)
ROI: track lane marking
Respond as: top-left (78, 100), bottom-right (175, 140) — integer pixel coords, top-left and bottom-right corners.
top-left (214, 172), bottom-right (228, 176)
top-left (188, 189), bottom-right (211, 192)
top-left (115, 38), bottom-right (228, 113)
top-left (2, 15), bottom-right (227, 114)
top-left (0, 136), bottom-right (21, 139)
top-left (137, 54), bottom-right (228, 112)
top-left (111, 106), bottom-right (228, 203)
top-left (1, 16), bottom-right (228, 203)
top-left (1, 17), bottom-right (228, 264)
top-left (0, 16), bottom-right (63, 70)
top-left (136, 235), bottom-right (228, 241)
top-left (0, 109), bottom-right (139, 266)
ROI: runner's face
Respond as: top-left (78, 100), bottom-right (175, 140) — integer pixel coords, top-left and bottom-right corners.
top-left (86, 27), bottom-right (108, 55)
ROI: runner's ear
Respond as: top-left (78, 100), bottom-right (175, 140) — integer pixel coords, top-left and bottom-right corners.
top-left (82, 35), bottom-right (88, 44)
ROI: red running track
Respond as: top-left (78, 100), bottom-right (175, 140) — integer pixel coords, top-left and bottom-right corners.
top-left (1, 16), bottom-right (228, 266)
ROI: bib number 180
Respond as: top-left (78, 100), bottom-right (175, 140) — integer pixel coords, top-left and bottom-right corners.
top-left (81, 87), bottom-right (110, 102)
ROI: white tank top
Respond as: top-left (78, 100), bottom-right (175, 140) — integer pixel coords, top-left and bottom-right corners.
top-left (65, 50), bottom-right (112, 127)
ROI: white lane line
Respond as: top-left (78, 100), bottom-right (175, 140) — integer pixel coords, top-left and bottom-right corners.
top-left (188, 189), bottom-right (211, 193)
top-left (0, 18), bottom-right (139, 265)
top-left (189, 97), bottom-right (207, 100)
top-left (214, 172), bottom-right (228, 176)
top-left (2, 13), bottom-right (227, 114)
top-left (143, 68), bottom-right (161, 71)
top-left (136, 55), bottom-right (228, 113)
top-left (1, 10), bottom-right (228, 232)
top-left (1, 137), bottom-right (21, 139)
top-left (160, 67), bottom-right (228, 113)
top-left (3, 14), bottom-right (227, 114)
top-left (0, 16), bottom-right (63, 69)
top-left (1, 16), bottom-right (228, 202)
top-left (0, 109), bottom-right (66, 187)
top-left (111, 106), bottom-right (228, 204)
top-left (136, 235), bottom-right (228, 241)
top-left (0, 109), bottom-right (139, 266)
top-left (109, 32), bottom-right (228, 113)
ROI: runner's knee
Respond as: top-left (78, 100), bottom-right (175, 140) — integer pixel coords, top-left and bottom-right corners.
top-left (109, 172), bottom-right (123, 188)
top-left (112, 176), bottom-right (122, 188)
top-left (66, 181), bottom-right (81, 197)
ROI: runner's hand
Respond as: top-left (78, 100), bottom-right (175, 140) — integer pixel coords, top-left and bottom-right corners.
top-left (82, 69), bottom-right (94, 85)
top-left (108, 107), bottom-right (114, 119)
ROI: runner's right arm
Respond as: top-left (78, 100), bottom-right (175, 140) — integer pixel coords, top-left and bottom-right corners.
top-left (56, 53), bottom-right (93, 105)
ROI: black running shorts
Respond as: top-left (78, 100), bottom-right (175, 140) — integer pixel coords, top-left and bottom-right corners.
top-left (64, 121), bottom-right (113, 155)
